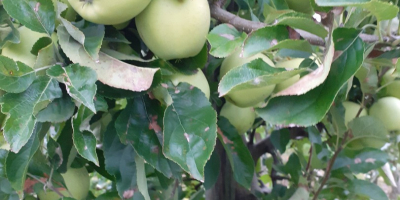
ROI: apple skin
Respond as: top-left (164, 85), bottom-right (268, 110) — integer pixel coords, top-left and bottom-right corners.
top-left (220, 50), bottom-right (275, 108)
top-left (273, 58), bottom-right (303, 92)
top-left (135, 0), bottom-right (210, 60)
top-left (153, 69), bottom-right (210, 106)
top-left (68, 0), bottom-right (150, 25)
top-left (37, 167), bottom-right (90, 200)
top-left (113, 20), bottom-right (130, 30)
top-left (2, 26), bottom-right (47, 67)
top-left (220, 102), bottom-right (256, 134)
top-left (342, 101), bottom-right (367, 125)
top-left (381, 69), bottom-right (400, 99)
top-left (369, 97), bottom-right (400, 131)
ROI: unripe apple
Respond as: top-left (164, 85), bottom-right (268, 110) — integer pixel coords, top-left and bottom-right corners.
top-left (342, 101), bottom-right (367, 125)
top-left (274, 58), bottom-right (303, 92)
top-left (381, 69), bottom-right (400, 99)
top-left (220, 50), bottom-right (275, 107)
top-left (153, 69), bottom-right (210, 106)
top-left (135, 0), bottom-right (210, 60)
top-left (220, 102), bottom-right (256, 134)
top-left (37, 167), bottom-right (90, 200)
top-left (2, 26), bottom-right (47, 67)
top-left (369, 97), bottom-right (400, 131)
top-left (68, 0), bottom-right (150, 25)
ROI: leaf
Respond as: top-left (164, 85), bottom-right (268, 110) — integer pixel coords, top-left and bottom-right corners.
top-left (169, 44), bottom-right (208, 74)
top-left (96, 81), bottom-right (144, 99)
top-left (0, 177), bottom-right (19, 200)
top-left (47, 64), bottom-right (97, 113)
top-left (0, 55), bottom-right (36, 93)
top-left (103, 117), bottom-right (144, 200)
top-left (3, 0), bottom-right (55, 35)
top-left (316, 0), bottom-right (398, 21)
top-left (243, 26), bottom-right (289, 57)
top-left (349, 179), bottom-right (389, 200)
top-left (0, 7), bottom-right (20, 48)
top-left (56, 120), bottom-right (74, 173)
top-left (256, 28), bottom-right (364, 126)
top-left (115, 97), bottom-right (174, 178)
top-left (270, 129), bottom-right (291, 154)
top-left (218, 59), bottom-right (306, 97)
top-left (0, 149), bottom-right (7, 178)
top-left (285, 0), bottom-right (314, 15)
top-left (57, 24), bottom-right (159, 92)
top-left (47, 137), bottom-right (62, 169)
top-left (5, 123), bottom-right (41, 191)
top-left (218, 117), bottom-right (255, 189)
top-left (0, 76), bottom-right (62, 152)
top-left (36, 94), bottom-right (75, 123)
top-left (70, 20), bottom-right (105, 61)
top-left (33, 34), bottom-right (58, 70)
top-left (72, 105), bottom-right (99, 165)
top-left (207, 24), bottom-right (247, 58)
top-left (163, 82), bottom-right (217, 181)
top-left (268, 39), bottom-right (314, 53)
top-left (275, 12), bottom-right (328, 38)
top-left (347, 116), bottom-right (388, 141)
top-left (332, 148), bottom-right (389, 173)
top-left (134, 154), bottom-right (150, 200)
top-left (203, 151), bottom-right (220, 190)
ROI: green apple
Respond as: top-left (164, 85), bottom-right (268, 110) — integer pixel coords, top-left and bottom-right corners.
top-left (342, 101), bottom-right (367, 125)
top-left (38, 167), bottom-right (90, 200)
top-left (68, 0), bottom-right (150, 25)
top-left (381, 68), bottom-right (400, 99)
top-left (369, 97), bottom-right (400, 131)
top-left (153, 69), bottom-right (210, 105)
top-left (220, 50), bottom-right (275, 107)
top-left (135, 0), bottom-right (210, 60)
top-left (273, 58), bottom-right (303, 92)
top-left (220, 102), bottom-right (256, 134)
top-left (113, 20), bottom-right (130, 30)
top-left (347, 137), bottom-right (387, 150)
top-left (2, 26), bottom-right (47, 67)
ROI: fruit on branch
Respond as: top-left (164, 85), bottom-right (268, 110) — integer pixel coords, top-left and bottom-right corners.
top-left (220, 50), bottom-right (275, 107)
top-left (135, 0), bottom-right (210, 60)
top-left (369, 96), bottom-right (400, 131)
top-left (342, 101), bottom-right (367, 125)
top-left (274, 58), bottom-right (303, 92)
top-left (1, 26), bottom-right (47, 67)
top-left (37, 167), bottom-right (90, 200)
top-left (68, 0), bottom-right (150, 25)
top-left (153, 69), bottom-right (210, 106)
top-left (381, 68), bottom-right (400, 99)
top-left (220, 102), bottom-right (256, 134)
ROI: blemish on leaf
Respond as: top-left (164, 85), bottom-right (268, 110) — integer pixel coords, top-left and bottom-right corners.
top-left (151, 146), bottom-right (159, 154)
top-left (204, 127), bottom-right (210, 132)
top-left (9, 71), bottom-right (13, 75)
top-left (354, 158), bottom-right (362, 164)
top-left (203, 146), bottom-right (206, 150)
top-left (365, 158), bottom-right (376, 163)
top-left (217, 127), bottom-right (233, 144)
top-left (148, 115), bottom-right (162, 133)
top-left (184, 133), bottom-right (190, 142)
top-left (190, 85), bottom-right (194, 90)
top-left (220, 34), bottom-right (235, 40)
top-left (175, 89), bottom-right (180, 94)
top-left (34, 3), bottom-right (40, 12)
top-left (123, 189), bottom-right (134, 199)
top-left (148, 92), bottom-right (155, 99)
top-left (161, 83), bottom-right (168, 88)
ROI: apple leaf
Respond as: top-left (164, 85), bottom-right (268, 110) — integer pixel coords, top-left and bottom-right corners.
top-left (163, 82), bottom-right (217, 181)
top-left (0, 178), bottom-right (19, 199)
top-left (36, 94), bottom-right (75, 123)
top-left (203, 151), bottom-right (220, 190)
top-left (207, 24), bottom-right (247, 58)
top-left (72, 105), bottom-right (99, 166)
top-left (104, 117), bottom-right (145, 200)
top-left (100, 42), bottom-right (147, 62)
top-left (56, 120), bottom-right (74, 173)
top-left (57, 24), bottom-right (159, 92)
top-left (346, 116), bottom-right (389, 143)
top-left (96, 81), bottom-right (145, 100)
top-left (33, 36), bottom-right (59, 70)
top-left (0, 55), bottom-right (36, 93)
top-left (275, 12), bottom-right (328, 38)
top-left (286, 0), bottom-right (314, 15)
top-left (316, 0), bottom-right (398, 21)
top-left (5, 123), bottom-right (41, 192)
top-left (0, 149), bottom-right (7, 178)
top-left (256, 28), bottom-right (364, 126)
top-left (115, 96), bottom-right (175, 178)
top-left (243, 26), bottom-right (289, 57)
top-left (0, 76), bottom-right (62, 152)
top-left (268, 39), bottom-right (314, 53)
top-left (217, 117), bottom-right (255, 190)
top-left (70, 20), bottom-right (105, 61)
top-left (218, 59), bottom-right (306, 97)
top-left (349, 179), bottom-right (388, 200)
top-left (47, 64), bottom-right (97, 113)
top-left (332, 148), bottom-right (389, 173)
top-left (3, 0), bottom-right (55, 35)
top-left (0, 7), bottom-right (20, 48)
top-left (169, 44), bottom-right (208, 75)
top-left (134, 154), bottom-right (151, 200)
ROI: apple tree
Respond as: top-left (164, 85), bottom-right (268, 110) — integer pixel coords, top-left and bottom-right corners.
top-left (0, 0), bottom-right (400, 199)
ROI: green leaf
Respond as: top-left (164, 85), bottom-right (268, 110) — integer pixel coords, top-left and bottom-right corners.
top-left (47, 136), bottom-right (62, 169)
top-left (268, 39), bottom-right (314, 53)
top-left (243, 26), bottom-right (289, 57)
top-left (347, 116), bottom-right (388, 141)
top-left (5, 123), bottom-right (41, 191)
top-left (275, 12), bottom-right (328, 38)
top-left (56, 120), bottom-right (74, 173)
top-left (0, 177), bottom-right (19, 200)
top-left (218, 117), bottom-right (255, 189)
top-left (256, 28), bottom-right (364, 126)
top-left (332, 148), bottom-right (389, 173)
top-left (316, 0), bottom-right (398, 21)
top-left (96, 81), bottom-right (144, 99)
top-left (57, 24), bottom-right (159, 92)
top-left (0, 7), bottom-right (20, 48)
top-left (3, 0), bottom-right (55, 35)
top-left (36, 94), bottom-right (75, 123)
top-left (0, 55), bottom-right (36, 93)
top-left (71, 20), bottom-right (105, 61)
top-left (207, 24), bottom-right (247, 58)
top-left (0, 149), bottom-right (7, 178)
top-left (270, 129), bottom-right (291, 154)
top-left (163, 82), bottom-right (217, 181)
top-left (0, 76), bottom-right (62, 152)
top-left (103, 117), bottom-right (144, 200)
top-left (349, 179), bottom-right (389, 200)
top-left (204, 151), bottom-right (220, 190)
top-left (134, 154), bottom-right (150, 200)
top-left (47, 64), bottom-right (97, 113)
top-left (218, 59), bottom-right (306, 97)
top-left (72, 105), bottom-right (99, 165)
top-left (285, 0), bottom-right (314, 15)
top-left (115, 97), bottom-right (174, 178)
top-left (33, 35), bottom-right (58, 70)
top-left (169, 44), bottom-right (208, 74)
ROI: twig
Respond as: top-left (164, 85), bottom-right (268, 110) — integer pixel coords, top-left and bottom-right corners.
top-left (248, 129), bottom-right (256, 146)
top-left (304, 145), bottom-right (313, 177)
top-left (27, 173), bottom-right (65, 198)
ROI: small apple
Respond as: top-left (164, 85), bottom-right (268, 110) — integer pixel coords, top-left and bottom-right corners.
top-left (153, 69), bottom-right (210, 106)
top-left (68, 0), bottom-right (150, 25)
top-left (347, 137), bottom-right (387, 150)
top-left (2, 26), bottom-right (47, 67)
top-left (220, 50), bottom-right (275, 107)
top-left (381, 68), bottom-right (400, 99)
top-left (220, 102), bottom-right (256, 134)
top-left (135, 0), bottom-right (210, 60)
top-left (342, 101), bottom-right (367, 125)
top-left (273, 58), bottom-right (303, 92)
top-left (369, 97), bottom-right (400, 131)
